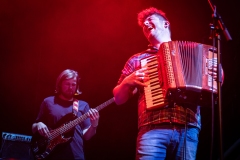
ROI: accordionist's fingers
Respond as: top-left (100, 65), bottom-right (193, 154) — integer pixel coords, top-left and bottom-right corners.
top-left (134, 79), bottom-right (148, 87)
top-left (208, 66), bottom-right (217, 71)
top-left (135, 67), bottom-right (148, 76)
top-left (208, 71), bottom-right (217, 79)
top-left (122, 68), bottom-right (148, 87)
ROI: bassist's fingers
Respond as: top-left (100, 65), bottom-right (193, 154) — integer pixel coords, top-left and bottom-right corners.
top-left (39, 128), bottom-right (50, 138)
top-left (45, 131), bottom-right (51, 138)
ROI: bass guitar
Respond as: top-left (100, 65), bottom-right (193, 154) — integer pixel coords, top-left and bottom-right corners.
top-left (31, 97), bottom-right (115, 159)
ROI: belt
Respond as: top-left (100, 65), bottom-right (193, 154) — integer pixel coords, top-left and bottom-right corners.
top-left (139, 123), bottom-right (196, 130)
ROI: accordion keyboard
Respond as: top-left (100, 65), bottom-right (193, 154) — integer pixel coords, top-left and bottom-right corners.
top-left (140, 55), bottom-right (166, 109)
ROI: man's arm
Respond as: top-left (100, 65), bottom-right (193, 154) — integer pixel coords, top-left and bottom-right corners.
top-left (113, 80), bottom-right (136, 105)
top-left (83, 109), bottom-right (99, 140)
top-left (83, 125), bottom-right (97, 140)
top-left (113, 68), bottom-right (148, 105)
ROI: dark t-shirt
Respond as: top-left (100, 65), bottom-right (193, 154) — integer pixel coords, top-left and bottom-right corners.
top-left (35, 96), bottom-right (91, 160)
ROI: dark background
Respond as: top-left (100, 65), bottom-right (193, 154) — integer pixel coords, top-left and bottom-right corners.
top-left (0, 0), bottom-right (239, 159)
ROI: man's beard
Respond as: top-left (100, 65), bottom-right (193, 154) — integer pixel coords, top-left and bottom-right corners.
top-left (61, 91), bottom-right (75, 100)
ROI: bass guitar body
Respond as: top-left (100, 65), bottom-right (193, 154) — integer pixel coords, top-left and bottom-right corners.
top-left (31, 114), bottom-right (75, 159)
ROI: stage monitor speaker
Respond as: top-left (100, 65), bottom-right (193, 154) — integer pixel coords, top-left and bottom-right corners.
top-left (0, 132), bottom-right (34, 160)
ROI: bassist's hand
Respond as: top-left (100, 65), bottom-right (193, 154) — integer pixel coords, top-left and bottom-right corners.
top-left (35, 122), bottom-right (50, 138)
top-left (88, 109), bottom-right (99, 127)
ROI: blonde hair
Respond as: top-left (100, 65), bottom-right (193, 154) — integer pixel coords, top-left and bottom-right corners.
top-left (55, 69), bottom-right (81, 95)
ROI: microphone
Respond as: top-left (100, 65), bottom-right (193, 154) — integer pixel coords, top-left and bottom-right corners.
top-left (208, 0), bottom-right (232, 41)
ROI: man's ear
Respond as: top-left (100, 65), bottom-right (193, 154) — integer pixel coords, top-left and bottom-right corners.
top-left (164, 21), bottom-right (170, 28)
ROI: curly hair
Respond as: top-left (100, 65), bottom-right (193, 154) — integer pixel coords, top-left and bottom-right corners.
top-left (137, 7), bottom-right (170, 27)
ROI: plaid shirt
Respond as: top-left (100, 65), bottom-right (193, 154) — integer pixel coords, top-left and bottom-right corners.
top-left (117, 46), bottom-right (201, 129)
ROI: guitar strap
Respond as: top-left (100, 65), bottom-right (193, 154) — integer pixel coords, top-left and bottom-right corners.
top-left (73, 99), bottom-right (79, 116)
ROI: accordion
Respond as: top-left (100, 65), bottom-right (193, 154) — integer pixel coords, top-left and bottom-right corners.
top-left (140, 41), bottom-right (217, 110)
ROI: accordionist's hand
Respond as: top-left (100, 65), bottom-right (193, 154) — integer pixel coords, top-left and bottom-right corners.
top-left (208, 64), bottom-right (224, 84)
top-left (123, 68), bottom-right (149, 87)
top-left (208, 64), bottom-right (217, 80)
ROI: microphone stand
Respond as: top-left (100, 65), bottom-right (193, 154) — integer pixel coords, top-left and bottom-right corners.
top-left (207, 1), bottom-right (232, 160)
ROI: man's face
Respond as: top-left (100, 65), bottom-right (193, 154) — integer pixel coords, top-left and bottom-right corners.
top-left (59, 77), bottom-right (77, 100)
top-left (142, 14), bottom-right (165, 42)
